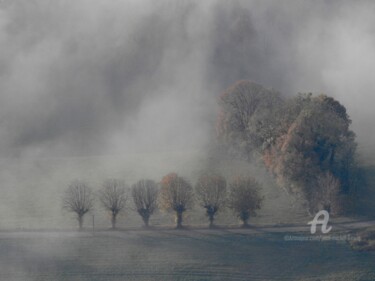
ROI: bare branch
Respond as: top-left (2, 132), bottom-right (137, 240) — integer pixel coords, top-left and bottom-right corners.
top-left (228, 176), bottom-right (263, 227)
top-left (62, 180), bottom-right (94, 230)
top-left (159, 173), bottom-right (194, 228)
top-left (195, 172), bottom-right (227, 227)
top-left (99, 179), bottom-right (128, 229)
top-left (131, 179), bottom-right (159, 227)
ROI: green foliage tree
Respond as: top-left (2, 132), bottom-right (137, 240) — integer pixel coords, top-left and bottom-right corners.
top-left (228, 176), bottom-right (263, 227)
top-left (195, 172), bottom-right (227, 228)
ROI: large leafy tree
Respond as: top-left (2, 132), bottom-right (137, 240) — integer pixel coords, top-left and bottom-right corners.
top-left (218, 81), bottom-right (357, 214)
top-left (217, 80), bottom-right (283, 159)
top-left (263, 94), bottom-right (356, 213)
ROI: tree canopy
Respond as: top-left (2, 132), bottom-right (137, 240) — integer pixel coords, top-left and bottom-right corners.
top-left (159, 173), bottom-right (194, 228)
top-left (227, 175), bottom-right (263, 226)
top-left (195, 172), bottom-right (227, 227)
top-left (218, 81), bottom-right (357, 214)
top-left (132, 179), bottom-right (159, 227)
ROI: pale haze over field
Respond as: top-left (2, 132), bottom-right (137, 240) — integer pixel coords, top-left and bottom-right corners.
top-left (0, 0), bottom-right (374, 228)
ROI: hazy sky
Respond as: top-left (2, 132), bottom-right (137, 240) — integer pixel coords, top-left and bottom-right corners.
top-left (0, 0), bottom-right (374, 158)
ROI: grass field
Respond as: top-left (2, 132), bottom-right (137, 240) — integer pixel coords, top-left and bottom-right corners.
top-left (0, 229), bottom-right (374, 281)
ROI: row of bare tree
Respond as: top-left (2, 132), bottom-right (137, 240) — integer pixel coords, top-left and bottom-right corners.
top-left (62, 172), bottom-right (263, 230)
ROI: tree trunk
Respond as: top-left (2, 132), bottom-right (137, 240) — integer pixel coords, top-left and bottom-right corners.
top-left (143, 216), bottom-right (149, 228)
top-left (78, 215), bottom-right (83, 230)
top-left (240, 211), bottom-right (249, 228)
top-left (111, 213), bottom-right (117, 229)
top-left (176, 211), bottom-right (183, 229)
top-left (241, 219), bottom-right (249, 228)
top-left (208, 215), bottom-right (214, 228)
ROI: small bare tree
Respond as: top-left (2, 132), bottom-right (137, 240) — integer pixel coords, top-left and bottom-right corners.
top-left (159, 173), bottom-right (194, 229)
top-left (228, 176), bottom-right (263, 227)
top-left (314, 172), bottom-right (341, 215)
top-left (99, 179), bottom-right (128, 229)
top-left (63, 180), bottom-right (94, 230)
top-left (132, 179), bottom-right (159, 227)
top-left (195, 172), bottom-right (227, 228)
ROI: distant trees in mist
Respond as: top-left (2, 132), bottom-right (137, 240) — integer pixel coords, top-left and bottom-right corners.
top-left (62, 171), bottom-right (265, 230)
top-left (218, 80), bottom-right (358, 215)
top-left (61, 80), bottom-right (360, 230)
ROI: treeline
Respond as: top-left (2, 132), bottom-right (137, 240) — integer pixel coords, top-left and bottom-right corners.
top-left (217, 80), bottom-right (358, 215)
top-left (62, 172), bottom-right (263, 230)
top-left (63, 80), bottom-right (360, 229)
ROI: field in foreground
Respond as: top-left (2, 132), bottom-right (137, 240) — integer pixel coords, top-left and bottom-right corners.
top-left (0, 229), bottom-right (374, 281)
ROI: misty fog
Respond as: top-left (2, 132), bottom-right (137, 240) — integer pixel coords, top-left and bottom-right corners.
top-left (0, 0), bottom-right (374, 229)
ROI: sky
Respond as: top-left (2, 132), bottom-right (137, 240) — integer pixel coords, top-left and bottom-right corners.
top-left (0, 0), bottom-right (375, 159)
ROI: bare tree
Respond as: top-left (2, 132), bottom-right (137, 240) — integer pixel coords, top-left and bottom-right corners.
top-left (63, 180), bottom-right (94, 230)
top-left (313, 172), bottom-right (342, 215)
top-left (99, 179), bottom-right (128, 229)
top-left (159, 173), bottom-right (194, 229)
top-left (131, 179), bottom-right (159, 227)
top-left (228, 176), bottom-right (263, 227)
top-left (195, 172), bottom-right (227, 228)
